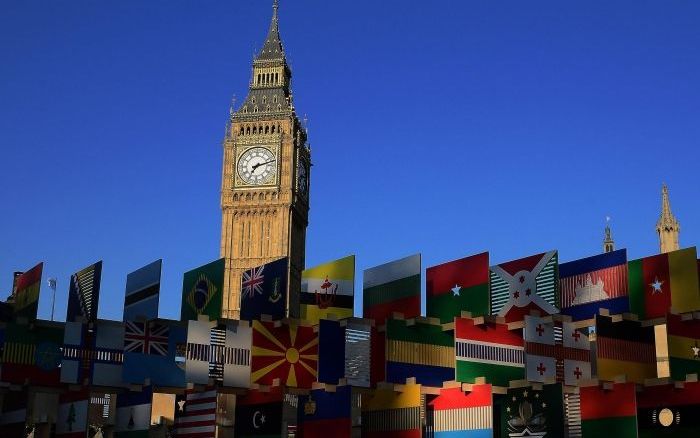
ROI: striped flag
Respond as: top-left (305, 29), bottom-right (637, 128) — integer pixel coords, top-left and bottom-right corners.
top-left (595, 313), bottom-right (656, 384)
top-left (637, 381), bottom-right (700, 437)
top-left (301, 255), bottom-right (355, 324)
top-left (427, 385), bottom-right (493, 437)
top-left (67, 261), bottom-right (102, 323)
top-left (363, 254), bottom-right (421, 325)
top-left (580, 382), bottom-right (637, 437)
top-left (666, 313), bottom-right (700, 381)
top-left (455, 316), bottom-right (524, 387)
top-left (1, 320), bottom-right (63, 386)
top-left (123, 259), bottom-right (161, 321)
top-left (12, 262), bottom-right (43, 321)
top-left (185, 320), bottom-right (251, 387)
top-left (344, 318), bottom-right (371, 387)
top-left (175, 388), bottom-right (217, 438)
top-left (298, 385), bottom-right (353, 438)
top-left (362, 382), bottom-right (421, 438)
top-left (524, 315), bottom-right (557, 383)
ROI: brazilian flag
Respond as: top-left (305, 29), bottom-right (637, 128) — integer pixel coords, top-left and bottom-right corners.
top-left (180, 258), bottom-right (224, 322)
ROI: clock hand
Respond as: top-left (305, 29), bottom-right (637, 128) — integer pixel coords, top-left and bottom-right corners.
top-left (251, 159), bottom-right (276, 172)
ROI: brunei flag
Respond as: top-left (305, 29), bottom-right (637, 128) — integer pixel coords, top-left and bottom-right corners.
top-left (580, 383), bottom-right (637, 437)
top-left (666, 313), bottom-right (700, 381)
top-left (629, 247), bottom-right (700, 320)
top-left (595, 313), bottom-right (657, 383)
top-left (385, 317), bottom-right (454, 387)
top-left (301, 255), bottom-right (355, 324)
top-left (637, 381), bottom-right (700, 437)
top-left (12, 262), bottom-right (43, 321)
top-left (298, 385), bottom-right (353, 438)
top-left (426, 252), bottom-right (489, 324)
top-left (427, 385), bottom-right (493, 437)
top-left (455, 316), bottom-right (524, 387)
top-left (362, 382), bottom-right (422, 438)
top-left (363, 254), bottom-right (421, 325)
top-left (181, 258), bottom-right (224, 322)
top-left (251, 320), bottom-right (318, 388)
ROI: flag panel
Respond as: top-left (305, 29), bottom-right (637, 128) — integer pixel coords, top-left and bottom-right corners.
top-left (123, 259), bottom-right (161, 321)
top-left (301, 255), bottom-right (355, 324)
top-left (580, 382), bottom-right (637, 437)
top-left (175, 388), bottom-right (217, 438)
top-left (595, 314), bottom-right (656, 383)
top-left (235, 386), bottom-right (284, 438)
top-left (56, 390), bottom-right (90, 438)
top-left (500, 383), bottom-right (565, 437)
top-left (1, 321), bottom-right (63, 386)
top-left (428, 385), bottom-right (493, 437)
top-left (122, 318), bottom-right (186, 387)
top-left (318, 318), bottom-right (346, 384)
top-left (222, 320), bottom-right (252, 388)
top-left (345, 319), bottom-right (371, 387)
top-left (67, 261), bottom-right (102, 323)
top-left (298, 386), bottom-right (352, 438)
top-left (666, 313), bottom-right (700, 381)
top-left (637, 381), bottom-right (700, 437)
top-left (362, 382), bottom-right (421, 438)
top-left (363, 254), bottom-right (421, 325)
top-left (115, 387), bottom-right (153, 437)
top-left (0, 390), bottom-right (27, 437)
top-left (241, 257), bottom-right (289, 322)
top-left (12, 262), bottom-right (43, 321)
top-left (93, 319), bottom-right (125, 387)
top-left (181, 258), bottom-right (224, 322)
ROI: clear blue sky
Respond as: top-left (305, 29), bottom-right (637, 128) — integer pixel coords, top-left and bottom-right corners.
top-left (1, 0), bottom-right (698, 322)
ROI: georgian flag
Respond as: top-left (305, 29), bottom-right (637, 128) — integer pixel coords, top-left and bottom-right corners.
top-left (524, 315), bottom-right (557, 383)
top-left (562, 321), bottom-right (591, 386)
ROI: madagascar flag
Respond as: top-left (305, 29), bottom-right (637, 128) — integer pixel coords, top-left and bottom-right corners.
top-left (428, 385), bottom-right (493, 437)
top-left (12, 262), bottom-right (43, 321)
top-left (363, 254), bottom-right (421, 325)
top-left (637, 381), bottom-right (700, 437)
top-left (666, 313), bottom-right (700, 381)
top-left (629, 247), bottom-right (700, 319)
top-left (595, 313), bottom-right (656, 384)
top-left (426, 252), bottom-right (489, 324)
top-left (580, 382), bottom-right (638, 437)
top-left (298, 386), bottom-right (352, 438)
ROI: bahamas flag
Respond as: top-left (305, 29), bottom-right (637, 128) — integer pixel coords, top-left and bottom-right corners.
top-left (580, 382), bottom-right (637, 437)
top-left (240, 257), bottom-right (288, 321)
top-left (428, 385), bottom-right (493, 437)
top-left (12, 262), bottom-right (43, 321)
top-left (115, 387), bottom-right (153, 438)
top-left (666, 313), bottom-right (700, 381)
top-left (301, 255), bottom-right (354, 324)
top-left (298, 385), bottom-right (353, 438)
top-left (362, 382), bottom-right (422, 438)
top-left (181, 258), bottom-right (224, 322)
top-left (363, 254), bottom-right (421, 325)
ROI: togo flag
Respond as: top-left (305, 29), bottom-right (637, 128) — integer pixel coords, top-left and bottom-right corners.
top-left (301, 255), bottom-right (355, 324)
top-left (115, 388), bottom-right (153, 438)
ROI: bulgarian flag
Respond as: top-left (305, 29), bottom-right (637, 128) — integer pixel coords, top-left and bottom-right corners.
top-left (580, 382), bottom-right (638, 437)
top-left (666, 313), bottom-right (700, 381)
top-left (426, 252), bottom-right (489, 324)
top-left (629, 247), bottom-right (700, 319)
top-left (428, 385), bottom-right (493, 437)
top-left (363, 254), bottom-right (421, 325)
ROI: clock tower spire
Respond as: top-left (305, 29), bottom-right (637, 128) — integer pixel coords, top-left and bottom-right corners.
top-left (220, 0), bottom-right (310, 319)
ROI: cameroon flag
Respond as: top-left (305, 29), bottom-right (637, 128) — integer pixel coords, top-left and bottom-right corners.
top-left (629, 247), bottom-right (700, 319)
top-left (666, 313), bottom-right (700, 381)
top-left (580, 382), bottom-right (638, 437)
top-left (12, 262), bottom-right (43, 321)
top-left (638, 381), bottom-right (700, 437)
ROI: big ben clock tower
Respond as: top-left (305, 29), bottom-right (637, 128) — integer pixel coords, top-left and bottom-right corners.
top-left (220, 0), bottom-right (310, 319)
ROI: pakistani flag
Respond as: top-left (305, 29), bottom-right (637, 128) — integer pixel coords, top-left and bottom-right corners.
top-left (115, 388), bottom-right (153, 438)
top-left (426, 252), bottom-right (489, 323)
top-left (180, 258), bottom-right (224, 322)
top-left (501, 383), bottom-right (565, 437)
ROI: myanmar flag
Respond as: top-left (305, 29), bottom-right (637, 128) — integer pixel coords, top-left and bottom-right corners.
top-left (301, 255), bottom-right (355, 324)
top-left (580, 382), bottom-right (638, 437)
top-left (666, 313), bottom-right (700, 381)
top-left (637, 381), bottom-right (700, 437)
top-left (428, 385), bottom-right (493, 437)
top-left (629, 247), bottom-right (700, 319)
top-left (12, 262), bottom-right (43, 321)
top-left (426, 252), bottom-right (489, 324)
top-left (363, 254), bottom-right (421, 325)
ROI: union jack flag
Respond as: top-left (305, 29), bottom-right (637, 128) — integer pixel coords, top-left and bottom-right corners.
top-left (124, 321), bottom-right (169, 356)
top-left (242, 265), bottom-right (265, 299)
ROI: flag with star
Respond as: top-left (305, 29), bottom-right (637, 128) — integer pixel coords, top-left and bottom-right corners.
top-left (181, 258), bottom-right (224, 322)
top-left (580, 382), bottom-right (637, 437)
top-left (363, 254), bottom-right (421, 325)
top-left (66, 260), bottom-right (102, 323)
top-left (0, 320), bottom-right (63, 386)
top-left (629, 247), bottom-right (700, 320)
top-left (12, 262), bottom-right (43, 321)
top-left (55, 389), bottom-right (90, 438)
top-left (301, 255), bottom-right (355, 324)
top-left (297, 385), bottom-right (353, 438)
top-left (595, 313), bottom-right (656, 384)
top-left (250, 319), bottom-right (318, 388)
top-left (240, 257), bottom-right (288, 322)
top-left (490, 250), bottom-right (559, 323)
top-left (637, 381), bottom-right (700, 437)
top-left (426, 252), bottom-right (489, 324)
top-left (666, 312), bottom-right (700, 381)
top-left (500, 383), bottom-right (565, 437)
top-left (427, 385), bottom-right (493, 437)
top-left (115, 387), bottom-right (153, 438)
top-left (174, 387), bottom-right (217, 438)
top-left (361, 381), bottom-right (422, 438)
top-left (234, 386), bottom-right (284, 438)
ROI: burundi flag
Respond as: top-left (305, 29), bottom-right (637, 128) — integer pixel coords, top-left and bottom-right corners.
top-left (362, 382), bottom-right (421, 438)
top-left (12, 262), bottom-right (43, 321)
top-left (363, 254), bottom-right (421, 325)
top-left (426, 252), bottom-right (489, 324)
top-left (56, 390), bottom-right (90, 438)
top-left (251, 320), bottom-right (318, 388)
top-left (427, 385), bottom-right (493, 437)
top-left (629, 247), bottom-right (700, 320)
top-left (301, 255), bottom-right (354, 324)
top-left (234, 386), bottom-right (284, 438)
top-left (122, 318), bottom-right (186, 388)
top-left (123, 259), bottom-right (161, 321)
top-left (559, 249), bottom-right (629, 321)
top-left (580, 382), bottom-right (637, 437)
top-left (666, 313), bottom-right (700, 381)
top-left (501, 383), bottom-right (565, 437)
top-left (298, 385), bottom-right (353, 438)
top-left (491, 251), bottom-right (559, 322)
top-left (241, 257), bottom-right (288, 322)
top-left (637, 381), bottom-right (700, 437)
top-left (386, 317), bottom-right (454, 387)
top-left (455, 316), bottom-right (524, 387)
top-left (181, 258), bottom-right (224, 322)
top-left (67, 260), bottom-right (102, 323)
top-left (115, 388), bottom-right (153, 438)
top-left (595, 313), bottom-right (656, 383)
top-left (1, 321), bottom-right (63, 386)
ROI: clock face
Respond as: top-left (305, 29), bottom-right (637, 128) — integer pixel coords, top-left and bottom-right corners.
top-left (297, 161), bottom-right (308, 197)
top-left (237, 147), bottom-right (277, 185)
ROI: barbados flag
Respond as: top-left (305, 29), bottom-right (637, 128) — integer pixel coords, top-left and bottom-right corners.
top-left (428, 385), bottom-right (493, 438)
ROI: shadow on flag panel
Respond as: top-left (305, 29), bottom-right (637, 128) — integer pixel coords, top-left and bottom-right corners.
top-left (301, 255), bottom-right (355, 324)
top-left (240, 257), bottom-right (288, 322)
top-left (175, 388), bottom-right (217, 438)
top-left (580, 382), bottom-right (637, 437)
top-left (123, 259), bottom-right (161, 321)
top-left (298, 385), bottom-right (352, 438)
top-left (427, 385), bottom-right (493, 437)
top-left (595, 313), bottom-right (656, 384)
top-left (0, 390), bottom-right (28, 437)
top-left (12, 262), bottom-right (43, 321)
top-left (666, 313), bottom-right (700, 381)
top-left (637, 381), bottom-right (700, 437)
top-left (181, 258), bottom-right (224, 322)
top-left (67, 261), bottom-right (102, 323)
top-left (363, 254), bottom-right (421, 325)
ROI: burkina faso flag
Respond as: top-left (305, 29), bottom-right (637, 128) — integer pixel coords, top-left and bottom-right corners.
top-left (580, 382), bottom-right (637, 437)
top-left (426, 252), bottom-right (489, 324)
top-left (666, 313), bottom-right (700, 381)
top-left (637, 381), bottom-right (700, 437)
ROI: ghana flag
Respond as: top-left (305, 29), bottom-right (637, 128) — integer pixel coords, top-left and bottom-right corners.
top-left (181, 258), bottom-right (224, 322)
top-left (362, 382), bottom-right (422, 438)
top-left (301, 255), bottom-right (354, 324)
top-left (426, 252), bottom-right (489, 324)
top-left (595, 313), bottom-right (656, 383)
top-left (386, 318), bottom-right (454, 387)
top-left (580, 382), bottom-right (638, 437)
top-left (629, 247), bottom-right (700, 320)
top-left (363, 254), bottom-right (421, 325)
top-left (428, 385), bottom-right (493, 437)
top-left (12, 262), bottom-right (43, 321)
top-left (501, 383), bottom-right (565, 437)
top-left (666, 313), bottom-right (700, 381)
top-left (251, 320), bottom-right (318, 388)
top-left (455, 316), bottom-right (524, 387)
top-left (298, 385), bottom-right (352, 438)
top-left (637, 381), bottom-right (700, 437)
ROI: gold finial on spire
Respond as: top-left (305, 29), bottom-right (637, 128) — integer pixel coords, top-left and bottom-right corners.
top-left (656, 183), bottom-right (681, 253)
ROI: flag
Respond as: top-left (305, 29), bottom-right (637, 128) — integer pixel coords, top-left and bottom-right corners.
top-left (500, 383), bottom-right (565, 437)
top-left (31, 392), bottom-right (58, 424)
top-left (318, 318), bottom-right (346, 384)
top-left (666, 313), bottom-right (700, 381)
top-left (55, 390), bottom-right (90, 438)
top-left (362, 382), bottom-right (421, 438)
top-left (344, 318), bottom-right (371, 387)
top-left (0, 321), bottom-right (63, 386)
top-left (427, 385), bottom-right (493, 437)
top-left (174, 387), bottom-right (217, 438)
top-left (234, 386), bottom-right (284, 438)
top-left (370, 325), bottom-right (386, 386)
top-left (455, 316), bottom-right (524, 387)
top-left (67, 261), bottom-right (102, 323)
top-left (122, 318), bottom-right (186, 387)
top-left (580, 382), bottom-right (637, 437)
top-left (561, 320), bottom-right (592, 386)
top-left (385, 317), bottom-right (454, 387)
top-left (181, 258), bottom-right (224, 322)
top-left (298, 386), bottom-right (353, 438)
top-left (185, 319), bottom-right (251, 387)
top-left (93, 319), bottom-right (125, 387)
top-left (12, 262), bottom-right (43, 321)
top-left (251, 319), bottom-right (318, 388)
top-left (61, 321), bottom-right (91, 385)
top-left (629, 247), bottom-right (700, 320)
top-left (560, 249), bottom-right (629, 321)
top-left (426, 252), bottom-right (489, 324)
top-left (637, 381), bottom-right (700, 437)
top-left (363, 254), bottom-right (421, 325)
top-left (222, 319), bottom-right (253, 388)
top-left (301, 255), bottom-right (355, 324)
top-left (240, 257), bottom-right (288, 321)
top-left (123, 259), bottom-right (161, 321)
top-left (595, 313), bottom-right (656, 383)
top-left (0, 390), bottom-right (27, 437)
top-left (491, 251), bottom-right (559, 322)
top-left (115, 387), bottom-right (153, 438)
top-left (523, 315), bottom-right (557, 383)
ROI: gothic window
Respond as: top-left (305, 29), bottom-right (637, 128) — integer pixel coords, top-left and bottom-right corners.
top-left (253, 106), bottom-right (258, 113)
top-left (257, 74), bottom-right (261, 85)
top-left (246, 126), bottom-right (250, 135)
top-left (252, 126), bottom-right (257, 134)
top-left (243, 106), bottom-right (248, 113)
top-left (273, 96), bottom-right (277, 103)
top-left (266, 105), bottom-right (271, 111)
top-left (275, 73), bottom-right (279, 84)
top-left (259, 125), bottom-right (263, 132)
top-left (271, 125), bottom-right (275, 134)
top-left (277, 104), bottom-right (282, 111)
top-left (239, 127), bottom-right (244, 135)
top-left (251, 97), bottom-right (256, 104)
top-left (265, 125), bottom-right (269, 134)
top-left (262, 96), bottom-right (267, 104)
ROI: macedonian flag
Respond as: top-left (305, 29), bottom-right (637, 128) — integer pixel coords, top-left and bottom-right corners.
top-left (251, 320), bottom-right (318, 388)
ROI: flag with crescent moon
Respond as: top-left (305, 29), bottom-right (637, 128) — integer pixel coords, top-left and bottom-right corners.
top-left (234, 386), bottom-right (284, 438)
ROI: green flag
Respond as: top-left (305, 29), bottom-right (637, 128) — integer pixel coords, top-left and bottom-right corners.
top-left (501, 383), bottom-right (565, 437)
top-left (180, 258), bottom-right (225, 321)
